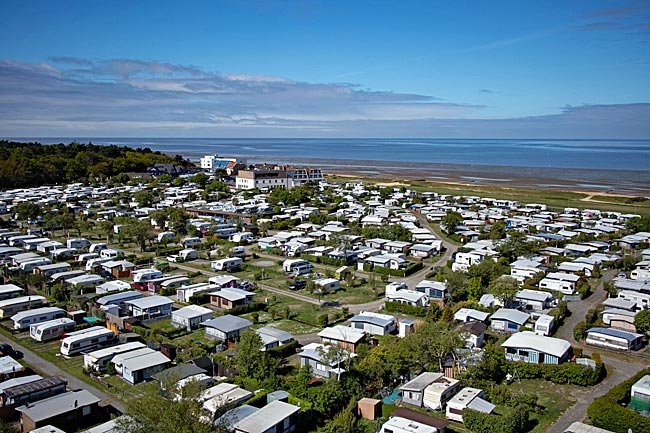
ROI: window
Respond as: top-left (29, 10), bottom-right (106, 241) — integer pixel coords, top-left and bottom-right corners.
top-left (82, 406), bottom-right (91, 416)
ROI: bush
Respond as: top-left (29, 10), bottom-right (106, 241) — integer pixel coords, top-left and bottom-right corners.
top-left (189, 292), bottom-right (211, 305)
top-left (384, 301), bottom-right (432, 318)
top-left (318, 314), bottom-right (329, 327)
top-left (574, 321), bottom-right (587, 341)
top-left (366, 261), bottom-right (424, 277)
top-left (504, 359), bottom-right (605, 386)
top-left (229, 302), bottom-right (266, 315)
top-left (463, 406), bottom-right (529, 433)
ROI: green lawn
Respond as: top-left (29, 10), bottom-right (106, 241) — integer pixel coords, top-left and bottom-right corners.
top-left (506, 379), bottom-right (583, 433)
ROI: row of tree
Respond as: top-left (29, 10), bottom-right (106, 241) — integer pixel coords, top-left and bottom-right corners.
top-left (0, 140), bottom-right (186, 188)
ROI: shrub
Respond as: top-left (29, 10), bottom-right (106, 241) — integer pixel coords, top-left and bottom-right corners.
top-left (229, 302), bottom-right (266, 316)
top-left (384, 301), bottom-right (431, 318)
top-left (189, 292), bottom-right (211, 305)
top-left (504, 359), bottom-right (605, 386)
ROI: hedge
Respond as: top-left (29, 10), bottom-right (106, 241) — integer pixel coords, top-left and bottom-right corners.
top-left (463, 406), bottom-right (528, 433)
top-left (267, 339), bottom-right (300, 358)
top-left (229, 302), bottom-right (266, 316)
top-left (384, 301), bottom-right (436, 318)
top-left (155, 246), bottom-right (183, 256)
top-left (587, 368), bottom-right (650, 433)
top-left (189, 292), bottom-right (211, 305)
top-left (504, 359), bottom-right (605, 386)
top-left (300, 254), bottom-right (346, 267)
top-left (363, 261), bottom-right (424, 277)
top-left (244, 389), bottom-right (270, 408)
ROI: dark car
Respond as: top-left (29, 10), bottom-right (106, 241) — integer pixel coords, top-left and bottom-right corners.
top-left (0, 343), bottom-right (23, 359)
top-left (289, 280), bottom-right (307, 291)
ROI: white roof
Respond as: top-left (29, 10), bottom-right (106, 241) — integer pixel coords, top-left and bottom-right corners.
top-left (172, 305), bottom-right (213, 320)
top-left (121, 351), bottom-right (170, 371)
top-left (490, 308), bottom-right (529, 325)
top-left (388, 289), bottom-right (427, 302)
top-left (0, 356), bottom-right (24, 375)
top-left (516, 289), bottom-right (553, 302)
top-left (233, 400), bottom-right (300, 432)
top-left (502, 331), bottom-right (571, 358)
top-left (454, 308), bottom-right (489, 322)
top-left (381, 417), bottom-right (437, 433)
top-left (318, 325), bottom-right (366, 343)
top-left (11, 307), bottom-right (64, 322)
top-left (125, 295), bottom-right (173, 309)
top-left (85, 342), bottom-right (147, 361)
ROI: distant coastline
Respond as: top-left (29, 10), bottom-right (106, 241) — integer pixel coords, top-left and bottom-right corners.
top-left (6, 137), bottom-right (650, 195)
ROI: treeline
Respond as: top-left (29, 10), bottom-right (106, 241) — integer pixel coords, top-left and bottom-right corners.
top-left (0, 140), bottom-right (185, 188)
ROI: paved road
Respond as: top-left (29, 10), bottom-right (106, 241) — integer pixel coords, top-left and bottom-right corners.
top-left (0, 333), bottom-right (126, 413)
top-left (555, 270), bottom-right (614, 343)
top-left (547, 353), bottom-right (645, 433)
top-left (548, 268), bottom-right (644, 432)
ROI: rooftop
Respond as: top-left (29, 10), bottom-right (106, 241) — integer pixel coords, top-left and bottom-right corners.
top-left (16, 389), bottom-right (100, 422)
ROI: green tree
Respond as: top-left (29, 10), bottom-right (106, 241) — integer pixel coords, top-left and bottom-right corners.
top-left (441, 210), bottom-right (463, 234)
top-left (133, 190), bottom-right (155, 207)
top-left (114, 375), bottom-right (213, 433)
top-left (634, 310), bottom-right (650, 335)
top-left (489, 220), bottom-right (507, 241)
top-left (574, 321), bottom-right (587, 341)
top-left (235, 330), bottom-right (278, 387)
top-left (191, 172), bottom-right (210, 188)
top-left (14, 201), bottom-right (42, 223)
top-left (150, 210), bottom-right (168, 229)
top-left (488, 276), bottom-right (520, 306)
top-left (405, 321), bottom-right (464, 372)
top-left (127, 219), bottom-right (156, 252)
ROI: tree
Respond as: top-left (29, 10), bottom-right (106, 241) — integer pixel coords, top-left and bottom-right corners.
top-left (574, 321), bottom-right (587, 341)
top-left (488, 276), bottom-right (520, 306)
top-left (114, 375), bottom-right (213, 433)
top-left (404, 321), bottom-right (464, 372)
top-left (150, 210), bottom-right (168, 229)
top-left (128, 219), bottom-right (156, 252)
top-left (133, 190), bottom-right (155, 207)
top-left (191, 172), bottom-right (210, 188)
top-left (489, 220), bottom-right (507, 241)
top-left (441, 210), bottom-right (462, 234)
top-left (235, 330), bottom-right (278, 387)
top-left (635, 310), bottom-right (650, 335)
top-left (14, 202), bottom-right (42, 223)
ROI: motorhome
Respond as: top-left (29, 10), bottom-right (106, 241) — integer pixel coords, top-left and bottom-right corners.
top-left (211, 257), bottom-right (243, 272)
top-left (60, 327), bottom-right (117, 357)
top-left (229, 246), bottom-right (246, 258)
top-left (11, 307), bottom-right (66, 330)
top-left (282, 259), bottom-right (313, 275)
top-left (30, 318), bottom-right (76, 342)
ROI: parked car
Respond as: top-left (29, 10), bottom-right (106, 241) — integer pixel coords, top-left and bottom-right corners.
top-left (289, 280), bottom-right (307, 291)
top-left (0, 343), bottom-right (23, 359)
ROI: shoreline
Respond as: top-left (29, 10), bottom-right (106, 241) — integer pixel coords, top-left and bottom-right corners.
top-left (224, 155), bottom-right (650, 196)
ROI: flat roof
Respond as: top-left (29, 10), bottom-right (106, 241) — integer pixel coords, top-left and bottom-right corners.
top-left (172, 305), bottom-right (213, 319)
top-left (16, 389), bottom-right (101, 422)
top-left (502, 331), bottom-right (571, 358)
top-left (121, 351), bottom-right (170, 371)
top-left (4, 376), bottom-right (67, 399)
top-left (318, 325), bottom-right (365, 343)
top-left (490, 308), bottom-right (530, 325)
top-left (233, 400), bottom-right (299, 432)
top-left (125, 295), bottom-right (173, 309)
top-left (587, 327), bottom-right (643, 342)
top-left (201, 315), bottom-right (252, 333)
top-left (400, 372), bottom-right (443, 392)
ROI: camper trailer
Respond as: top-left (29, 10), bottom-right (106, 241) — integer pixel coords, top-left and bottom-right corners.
top-left (211, 257), bottom-right (243, 272)
top-left (30, 318), bottom-right (76, 342)
top-left (282, 259), bottom-right (313, 276)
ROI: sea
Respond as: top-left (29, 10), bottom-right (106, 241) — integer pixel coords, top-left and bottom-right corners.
top-left (7, 137), bottom-right (650, 193)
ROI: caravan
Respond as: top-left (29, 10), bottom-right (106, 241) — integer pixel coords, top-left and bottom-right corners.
top-left (60, 327), bottom-right (117, 357)
top-left (211, 257), bottom-right (243, 272)
top-left (11, 307), bottom-right (66, 330)
top-left (30, 318), bottom-right (76, 342)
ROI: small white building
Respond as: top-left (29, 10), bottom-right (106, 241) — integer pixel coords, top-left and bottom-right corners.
top-left (313, 278), bottom-right (340, 294)
top-left (445, 387), bottom-right (495, 423)
top-left (171, 305), bottom-right (214, 330)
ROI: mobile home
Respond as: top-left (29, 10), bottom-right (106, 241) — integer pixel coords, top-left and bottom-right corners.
top-left (66, 238), bottom-right (90, 250)
top-left (0, 296), bottom-right (48, 319)
top-left (181, 237), bottom-right (202, 248)
top-left (11, 307), bottom-right (66, 330)
top-left (0, 284), bottom-right (23, 301)
top-left (30, 318), bottom-right (76, 342)
top-left (83, 342), bottom-right (147, 372)
top-left (19, 258), bottom-right (52, 273)
top-left (88, 243), bottom-right (108, 253)
top-left (60, 327), bottom-right (117, 357)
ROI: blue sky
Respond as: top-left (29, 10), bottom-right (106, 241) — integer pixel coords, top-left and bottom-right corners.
top-left (1, 0), bottom-right (649, 138)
